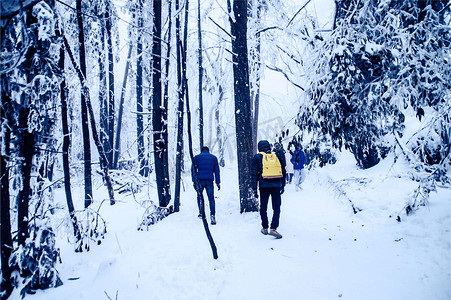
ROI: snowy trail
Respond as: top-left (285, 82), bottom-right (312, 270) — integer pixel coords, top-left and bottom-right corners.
top-left (23, 163), bottom-right (450, 300)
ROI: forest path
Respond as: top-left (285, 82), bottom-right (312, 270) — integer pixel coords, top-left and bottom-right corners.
top-left (27, 165), bottom-right (449, 300)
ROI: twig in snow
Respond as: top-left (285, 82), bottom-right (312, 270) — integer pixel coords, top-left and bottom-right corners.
top-left (327, 176), bottom-right (362, 214)
top-left (115, 233), bottom-right (123, 255)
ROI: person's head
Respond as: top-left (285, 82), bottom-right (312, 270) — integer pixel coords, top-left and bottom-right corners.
top-left (274, 142), bottom-right (283, 152)
top-left (201, 146), bottom-right (209, 153)
top-left (297, 143), bottom-right (303, 150)
top-left (257, 140), bottom-right (271, 153)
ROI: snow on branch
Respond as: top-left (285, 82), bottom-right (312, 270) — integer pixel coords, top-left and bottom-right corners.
top-left (208, 16), bottom-right (233, 40)
top-left (266, 65), bottom-right (305, 91)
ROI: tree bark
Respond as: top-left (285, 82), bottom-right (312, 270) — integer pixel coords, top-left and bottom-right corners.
top-left (16, 10), bottom-right (37, 245)
top-left (205, 51), bottom-right (226, 167)
top-left (197, 0), bottom-right (204, 149)
top-left (248, 0), bottom-right (262, 154)
top-left (215, 83), bottom-right (225, 167)
top-left (76, 0), bottom-right (93, 208)
top-left (17, 106), bottom-right (35, 246)
top-left (57, 34), bottom-right (81, 242)
top-left (105, 0), bottom-right (115, 168)
top-left (152, 0), bottom-right (171, 207)
top-left (1, 74), bottom-right (13, 299)
top-left (229, 0), bottom-right (258, 212)
top-left (173, 0), bottom-right (183, 212)
top-left (136, 0), bottom-right (148, 176)
top-left (174, 0), bottom-right (189, 212)
top-left (113, 42), bottom-right (132, 169)
top-left (98, 10), bottom-right (109, 166)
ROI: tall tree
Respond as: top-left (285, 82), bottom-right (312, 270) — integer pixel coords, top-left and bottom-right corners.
top-left (1, 74), bottom-right (13, 300)
top-left (105, 0), bottom-right (116, 168)
top-left (113, 42), bottom-right (132, 169)
top-left (184, 50), bottom-right (218, 260)
top-left (58, 26), bottom-right (81, 242)
top-left (98, 5), bottom-right (109, 166)
top-left (197, 0), bottom-right (204, 148)
top-left (63, 35), bottom-right (116, 205)
top-left (152, 0), bottom-right (171, 207)
top-left (174, 0), bottom-right (190, 212)
top-left (248, 0), bottom-right (262, 154)
top-left (173, 0), bottom-right (183, 212)
top-left (77, 0), bottom-right (93, 208)
top-left (136, 0), bottom-right (148, 176)
top-left (229, 0), bottom-right (258, 212)
top-left (16, 7), bottom-right (41, 247)
top-left (205, 50), bottom-right (226, 167)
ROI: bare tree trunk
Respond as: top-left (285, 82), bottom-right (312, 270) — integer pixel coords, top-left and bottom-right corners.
top-left (229, 0), bottom-right (258, 212)
top-left (77, 0), bottom-right (93, 208)
top-left (215, 84), bottom-right (225, 167)
top-left (136, 0), bottom-right (148, 176)
top-left (1, 74), bottom-right (13, 299)
top-left (184, 55), bottom-right (218, 260)
top-left (152, 0), bottom-right (171, 207)
top-left (248, 0), bottom-right (262, 154)
top-left (173, 0), bottom-right (183, 212)
top-left (113, 42), bottom-right (132, 169)
top-left (174, 0), bottom-right (190, 212)
top-left (17, 106), bottom-right (34, 246)
top-left (205, 51), bottom-right (226, 167)
top-left (98, 10), bottom-right (109, 163)
top-left (17, 10), bottom-right (37, 245)
top-left (197, 0), bottom-right (204, 149)
top-left (105, 0), bottom-right (115, 168)
top-left (63, 35), bottom-right (116, 205)
top-left (58, 39), bottom-right (81, 242)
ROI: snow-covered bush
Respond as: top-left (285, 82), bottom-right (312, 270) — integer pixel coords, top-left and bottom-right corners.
top-left (298, 0), bottom-right (450, 174)
top-left (9, 225), bottom-right (62, 298)
top-left (72, 209), bottom-right (107, 253)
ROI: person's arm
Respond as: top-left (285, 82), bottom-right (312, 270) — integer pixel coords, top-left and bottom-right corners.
top-left (278, 152), bottom-right (287, 188)
top-left (191, 157), bottom-right (196, 183)
top-left (300, 151), bottom-right (306, 167)
top-left (250, 155), bottom-right (259, 192)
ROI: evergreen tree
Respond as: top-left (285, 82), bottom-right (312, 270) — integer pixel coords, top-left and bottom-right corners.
top-left (298, 0), bottom-right (450, 170)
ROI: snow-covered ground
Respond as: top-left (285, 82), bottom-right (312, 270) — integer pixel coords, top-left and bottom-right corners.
top-left (12, 151), bottom-right (450, 300)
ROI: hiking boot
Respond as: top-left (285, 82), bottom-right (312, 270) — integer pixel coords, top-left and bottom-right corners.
top-left (211, 215), bottom-right (216, 225)
top-left (261, 228), bottom-right (268, 235)
top-left (269, 229), bottom-right (283, 239)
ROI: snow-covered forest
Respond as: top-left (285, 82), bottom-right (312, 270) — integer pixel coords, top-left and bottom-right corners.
top-left (1, 0), bottom-right (450, 299)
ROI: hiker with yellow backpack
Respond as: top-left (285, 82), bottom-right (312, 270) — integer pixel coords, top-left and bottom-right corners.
top-left (251, 140), bottom-right (286, 239)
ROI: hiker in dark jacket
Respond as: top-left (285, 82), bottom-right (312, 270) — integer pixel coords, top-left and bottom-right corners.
top-left (291, 143), bottom-right (306, 191)
top-left (251, 140), bottom-right (286, 239)
top-left (192, 146), bottom-right (221, 225)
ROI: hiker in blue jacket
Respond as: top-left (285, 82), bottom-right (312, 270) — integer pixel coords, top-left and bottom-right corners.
top-left (291, 143), bottom-right (306, 191)
top-left (251, 140), bottom-right (286, 239)
top-left (192, 146), bottom-right (221, 225)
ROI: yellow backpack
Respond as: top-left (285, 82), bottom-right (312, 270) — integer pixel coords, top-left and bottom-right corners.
top-left (259, 152), bottom-right (283, 179)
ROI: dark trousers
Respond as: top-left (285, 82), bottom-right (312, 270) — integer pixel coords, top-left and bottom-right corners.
top-left (197, 180), bottom-right (215, 216)
top-left (259, 187), bottom-right (281, 230)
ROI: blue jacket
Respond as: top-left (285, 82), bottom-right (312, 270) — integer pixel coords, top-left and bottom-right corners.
top-left (291, 149), bottom-right (305, 170)
top-left (192, 150), bottom-right (220, 184)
